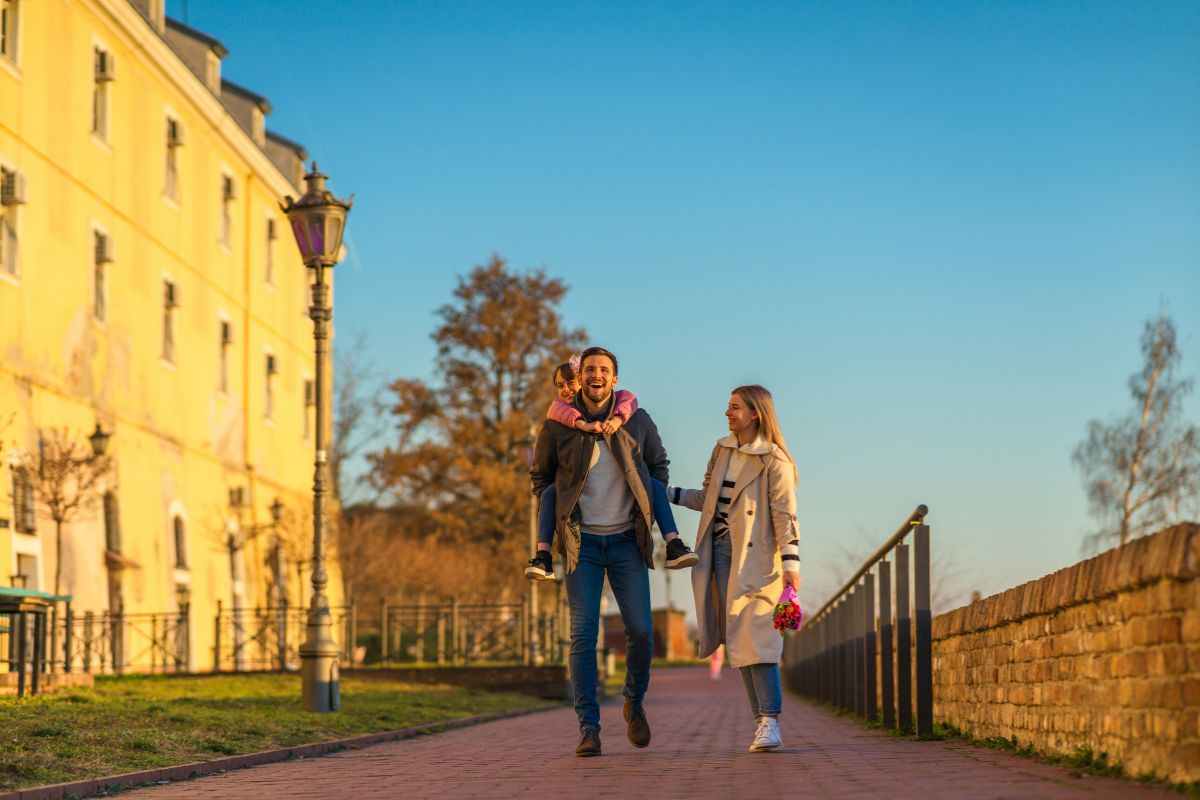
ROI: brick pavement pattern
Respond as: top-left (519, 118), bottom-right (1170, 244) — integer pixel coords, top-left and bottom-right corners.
top-left (114, 667), bottom-right (1177, 800)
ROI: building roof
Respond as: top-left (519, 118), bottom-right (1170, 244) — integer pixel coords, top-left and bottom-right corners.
top-left (221, 79), bottom-right (273, 114)
top-left (266, 129), bottom-right (309, 160)
top-left (164, 17), bottom-right (229, 58)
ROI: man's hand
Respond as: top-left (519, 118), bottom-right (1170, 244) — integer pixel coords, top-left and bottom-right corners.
top-left (783, 571), bottom-right (801, 591)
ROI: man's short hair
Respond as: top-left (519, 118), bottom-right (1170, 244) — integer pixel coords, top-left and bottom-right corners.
top-left (579, 346), bottom-right (619, 376)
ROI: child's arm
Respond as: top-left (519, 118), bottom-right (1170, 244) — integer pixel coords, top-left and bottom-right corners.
top-left (548, 399), bottom-right (601, 432)
top-left (601, 390), bottom-right (639, 435)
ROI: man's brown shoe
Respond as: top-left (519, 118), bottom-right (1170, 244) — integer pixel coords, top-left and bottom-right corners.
top-left (576, 727), bottom-right (601, 757)
top-left (623, 699), bottom-right (651, 748)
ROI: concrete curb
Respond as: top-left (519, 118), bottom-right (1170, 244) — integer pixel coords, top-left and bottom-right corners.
top-left (3, 703), bottom-right (562, 800)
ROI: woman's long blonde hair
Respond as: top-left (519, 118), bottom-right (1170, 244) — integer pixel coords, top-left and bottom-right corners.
top-left (733, 384), bottom-right (797, 477)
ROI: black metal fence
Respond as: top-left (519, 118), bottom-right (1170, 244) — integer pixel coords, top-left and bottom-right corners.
top-left (212, 602), bottom-right (354, 672)
top-left (355, 597), bottom-right (570, 667)
top-left (782, 505), bottom-right (934, 736)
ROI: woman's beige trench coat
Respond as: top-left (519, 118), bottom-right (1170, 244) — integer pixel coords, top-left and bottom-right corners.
top-left (676, 436), bottom-right (798, 669)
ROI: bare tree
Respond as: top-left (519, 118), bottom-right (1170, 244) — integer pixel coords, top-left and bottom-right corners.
top-left (332, 332), bottom-right (389, 508)
top-left (15, 428), bottom-right (112, 596)
top-left (1074, 313), bottom-right (1200, 552)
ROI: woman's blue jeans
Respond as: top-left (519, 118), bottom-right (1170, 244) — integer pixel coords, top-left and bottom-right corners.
top-left (565, 532), bottom-right (653, 731)
top-left (712, 530), bottom-right (783, 719)
top-left (537, 479), bottom-right (677, 547)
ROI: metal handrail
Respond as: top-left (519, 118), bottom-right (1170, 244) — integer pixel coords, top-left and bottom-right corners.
top-left (810, 504), bottom-right (927, 623)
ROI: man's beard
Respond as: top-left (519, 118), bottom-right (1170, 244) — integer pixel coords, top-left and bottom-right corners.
top-left (584, 384), bottom-right (612, 404)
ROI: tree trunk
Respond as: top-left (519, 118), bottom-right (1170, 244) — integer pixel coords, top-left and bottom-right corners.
top-left (54, 518), bottom-right (64, 596)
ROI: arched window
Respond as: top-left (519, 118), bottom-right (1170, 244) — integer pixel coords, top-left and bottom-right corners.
top-left (173, 515), bottom-right (188, 569)
top-left (103, 491), bottom-right (121, 553)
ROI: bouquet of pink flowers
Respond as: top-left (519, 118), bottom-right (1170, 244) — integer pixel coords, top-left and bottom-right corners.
top-left (773, 584), bottom-right (803, 633)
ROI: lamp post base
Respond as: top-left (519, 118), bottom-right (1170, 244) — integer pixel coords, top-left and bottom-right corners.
top-left (299, 603), bottom-right (340, 712)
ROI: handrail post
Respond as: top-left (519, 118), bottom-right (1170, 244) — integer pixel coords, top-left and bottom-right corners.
top-left (879, 559), bottom-right (895, 729)
top-left (914, 523), bottom-right (933, 737)
top-left (854, 585), bottom-right (864, 718)
top-left (895, 543), bottom-right (913, 733)
top-left (864, 571), bottom-right (877, 722)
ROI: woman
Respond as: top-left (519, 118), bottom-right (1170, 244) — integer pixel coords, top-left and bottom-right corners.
top-left (669, 384), bottom-right (799, 752)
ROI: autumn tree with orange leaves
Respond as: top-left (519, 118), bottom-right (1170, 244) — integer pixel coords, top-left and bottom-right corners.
top-left (366, 255), bottom-right (586, 599)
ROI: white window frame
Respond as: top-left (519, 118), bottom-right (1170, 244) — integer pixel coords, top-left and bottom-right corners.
top-left (164, 109), bottom-right (182, 205)
top-left (167, 500), bottom-right (189, 573)
top-left (264, 349), bottom-right (277, 421)
top-left (161, 273), bottom-right (178, 367)
top-left (11, 536), bottom-right (42, 591)
top-left (264, 212), bottom-right (277, 286)
top-left (0, 157), bottom-right (22, 283)
top-left (217, 312), bottom-right (232, 395)
top-left (303, 375), bottom-right (314, 440)
top-left (218, 169), bottom-right (235, 250)
top-left (90, 37), bottom-right (114, 145)
top-left (0, 0), bottom-right (21, 75)
top-left (91, 221), bottom-right (111, 323)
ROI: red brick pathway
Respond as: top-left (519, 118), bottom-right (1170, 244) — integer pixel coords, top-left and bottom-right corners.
top-left (114, 667), bottom-right (1176, 799)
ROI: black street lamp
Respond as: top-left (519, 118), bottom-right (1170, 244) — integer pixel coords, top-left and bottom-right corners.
top-left (88, 423), bottom-right (111, 459)
top-left (282, 163), bottom-right (352, 713)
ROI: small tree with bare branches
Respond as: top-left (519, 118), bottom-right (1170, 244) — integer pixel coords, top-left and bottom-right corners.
top-left (1074, 313), bottom-right (1200, 552)
top-left (15, 428), bottom-right (112, 596)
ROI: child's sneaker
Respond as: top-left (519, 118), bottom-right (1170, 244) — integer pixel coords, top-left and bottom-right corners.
top-left (524, 550), bottom-right (555, 581)
top-left (664, 538), bottom-right (699, 569)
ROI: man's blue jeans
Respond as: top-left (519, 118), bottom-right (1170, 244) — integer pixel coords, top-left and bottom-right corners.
top-left (565, 531), bottom-right (653, 730)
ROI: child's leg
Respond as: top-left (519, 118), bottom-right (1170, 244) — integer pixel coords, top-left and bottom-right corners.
top-left (650, 478), bottom-right (680, 542)
top-left (536, 485), bottom-right (557, 552)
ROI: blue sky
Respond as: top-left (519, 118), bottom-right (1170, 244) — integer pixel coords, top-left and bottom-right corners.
top-left (174, 1), bottom-right (1200, 612)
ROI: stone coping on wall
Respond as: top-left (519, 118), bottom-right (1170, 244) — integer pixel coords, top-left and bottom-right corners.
top-left (934, 523), bottom-right (1199, 638)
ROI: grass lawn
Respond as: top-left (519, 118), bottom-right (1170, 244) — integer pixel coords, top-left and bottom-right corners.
top-left (0, 672), bottom-right (559, 792)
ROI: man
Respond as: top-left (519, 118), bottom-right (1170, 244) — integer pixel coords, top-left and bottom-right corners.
top-left (530, 346), bottom-right (678, 757)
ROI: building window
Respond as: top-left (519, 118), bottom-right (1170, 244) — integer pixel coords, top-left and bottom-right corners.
top-left (103, 491), bottom-right (121, 553)
top-left (173, 515), bottom-right (187, 569)
top-left (93, 230), bottom-right (112, 321)
top-left (303, 379), bottom-right (314, 439)
top-left (265, 218), bottom-right (277, 284)
top-left (1, 166), bottom-right (24, 277)
top-left (265, 354), bottom-right (277, 419)
top-left (218, 319), bottom-right (232, 393)
top-left (165, 117), bottom-right (183, 200)
top-left (219, 175), bottom-right (235, 247)
top-left (0, 0), bottom-right (19, 64)
top-left (14, 554), bottom-right (37, 590)
top-left (162, 279), bottom-right (178, 363)
top-left (10, 465), bottom-right (35, 533)
top-left (92, 47), bottom-right (114, 140)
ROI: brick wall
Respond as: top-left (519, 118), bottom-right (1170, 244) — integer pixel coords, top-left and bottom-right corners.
top-left (931, 523), bottom-right (1199, 782)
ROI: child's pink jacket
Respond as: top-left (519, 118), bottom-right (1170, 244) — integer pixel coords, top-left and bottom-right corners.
top-left (547, 390), bottom-right (637, 428)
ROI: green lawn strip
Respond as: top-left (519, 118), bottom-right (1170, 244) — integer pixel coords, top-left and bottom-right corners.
top-left (0, 673), bottom-right (558, 792)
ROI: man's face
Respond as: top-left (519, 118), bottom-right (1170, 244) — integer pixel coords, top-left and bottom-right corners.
top-left (580, 355), bottom-right (617, 405)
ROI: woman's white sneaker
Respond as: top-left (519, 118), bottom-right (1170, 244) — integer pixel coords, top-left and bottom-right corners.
top-left (749, 717), bottom-right (782, 752)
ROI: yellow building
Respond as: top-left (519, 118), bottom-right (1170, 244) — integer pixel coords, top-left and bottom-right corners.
top-left (0, 0), bottom-right (343, 672)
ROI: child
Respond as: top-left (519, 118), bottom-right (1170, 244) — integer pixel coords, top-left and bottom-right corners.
top-left (524, 358), bottom-right (698, 581)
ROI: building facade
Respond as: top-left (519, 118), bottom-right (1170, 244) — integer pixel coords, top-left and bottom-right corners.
top-left (0, 0), bottom-right (342, 671)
